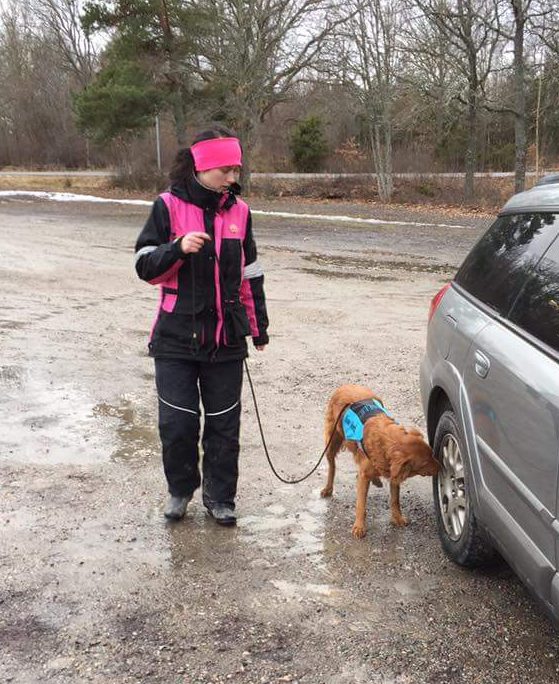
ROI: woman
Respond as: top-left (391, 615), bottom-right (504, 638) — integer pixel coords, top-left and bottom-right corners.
top-left (135, 125), bottom-right (269, 525)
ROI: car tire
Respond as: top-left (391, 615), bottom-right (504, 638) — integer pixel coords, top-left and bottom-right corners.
top-left (432, 409), bottom-right (496, 567)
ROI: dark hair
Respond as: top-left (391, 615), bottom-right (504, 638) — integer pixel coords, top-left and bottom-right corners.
top-left (169, 124), bottom-right (238, 186)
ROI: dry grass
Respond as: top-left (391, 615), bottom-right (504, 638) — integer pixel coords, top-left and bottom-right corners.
top-left (0, 170), bottom-right (170, 199)
top-left (250, 174), bottom-right (525, 213)
top-left (0, 170), bottom-right (540, 214)
top-left (0, 174), bottom-right (109, 193)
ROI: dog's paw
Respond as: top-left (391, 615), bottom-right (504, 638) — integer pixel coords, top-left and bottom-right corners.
top-left (391, 514), bottom-right (409, 527)
top-left (320, 486), bottom-right (333, 498)
top-left (351, 523), bottom-right (367, 539)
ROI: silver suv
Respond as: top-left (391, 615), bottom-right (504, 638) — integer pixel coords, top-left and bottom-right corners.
top-left (420, 179), bottom-right (559, 621)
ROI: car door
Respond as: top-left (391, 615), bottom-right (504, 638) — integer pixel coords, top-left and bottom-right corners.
top-left (506, 235), bottom-right (559, 612)
top-left (464, 230), bottom-right (559, 609)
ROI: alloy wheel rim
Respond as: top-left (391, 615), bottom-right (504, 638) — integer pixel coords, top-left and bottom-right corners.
top-left (438, 433), bottom-right (466, 541)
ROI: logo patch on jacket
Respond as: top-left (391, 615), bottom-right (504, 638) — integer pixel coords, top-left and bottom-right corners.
top-left (342, 399), bottom-right (392, 443)
top-left (228, 223), bottom-right (238, 234)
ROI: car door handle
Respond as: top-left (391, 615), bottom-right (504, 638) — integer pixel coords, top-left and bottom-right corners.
top-left (474, 350), bottom-right (490, 378)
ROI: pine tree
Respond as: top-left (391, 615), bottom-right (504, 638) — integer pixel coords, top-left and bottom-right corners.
top-left (73, 58), bottom-right (162, 143)
top-left (79, 0), bottom-right (209, 145)
top-left (290, 116), bottom-right (329, 172)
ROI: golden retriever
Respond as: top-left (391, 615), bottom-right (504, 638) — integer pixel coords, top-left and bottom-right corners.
top-left (321, 384), bottom-right (439, 538)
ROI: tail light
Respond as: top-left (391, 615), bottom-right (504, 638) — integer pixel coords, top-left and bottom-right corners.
top-left (428, 282), bottom-right (451, 323)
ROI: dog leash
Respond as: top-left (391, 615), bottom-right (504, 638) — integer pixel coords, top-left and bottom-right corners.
top-left (188, 233), bottom-right (343, 484)
top-left (244, 359), bottom-right (348, 484)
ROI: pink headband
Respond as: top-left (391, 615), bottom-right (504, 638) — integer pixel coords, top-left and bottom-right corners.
top-left (191, 137), bottom-right (242, 172)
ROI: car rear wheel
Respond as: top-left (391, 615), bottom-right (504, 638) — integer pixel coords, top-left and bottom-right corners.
top-left (432, 409), bottom-right (495, 567)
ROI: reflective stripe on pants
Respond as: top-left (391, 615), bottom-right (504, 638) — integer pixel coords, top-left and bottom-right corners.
top-left (154, 357), bottom-right (243, 506)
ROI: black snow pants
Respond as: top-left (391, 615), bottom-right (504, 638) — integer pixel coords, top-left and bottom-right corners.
top-left (154, 358), bottom-right (243, 508)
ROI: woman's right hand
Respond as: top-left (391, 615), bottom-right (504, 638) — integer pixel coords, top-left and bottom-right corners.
top-left (180, 232), bottom-right (211, 254)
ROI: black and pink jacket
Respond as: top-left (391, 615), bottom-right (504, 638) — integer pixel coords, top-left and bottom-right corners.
top-left (135, 179), bottom-right (269, 362)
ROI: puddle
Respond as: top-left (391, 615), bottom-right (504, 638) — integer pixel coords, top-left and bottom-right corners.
top-left (391, 576), bottom-right (438, 601)
top-left (303, 253), bottom-right (454, 275)
top-left (393, 579), bottom-right (423, 597)
top-left (270, 579), bottom-right (341, 601)
top-left (163, 513), bottom-right (245, 572)
top-left (0, 369), bottom-right (103, 464)
top-left (55, 520), bottom-right (171, 593)
top-left (239, 497), bottom-right (327, 560)
top-left (0, 319), bottom-right (27, 330)
top-left (0, 365), bottom-right (25, 389)
top-left (0, 366), bottom-right (156, 465)
top-left (302, 267), bottom-right (395, 282)
top-left (93, 398), bottom-right (157, 465)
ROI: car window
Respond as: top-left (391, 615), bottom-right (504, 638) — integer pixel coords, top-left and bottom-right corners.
top-left (455, 213), bottom-right (559, 315)
top-left (508, 236), bottom-right (559, 354)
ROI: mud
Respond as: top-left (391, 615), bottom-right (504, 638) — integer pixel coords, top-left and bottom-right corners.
top-left (302, 254), bottom-right (455, 277)
top-left (1, 197), bottom-right (558, 684)
top-left (301, 269), bottom-right (396, 283)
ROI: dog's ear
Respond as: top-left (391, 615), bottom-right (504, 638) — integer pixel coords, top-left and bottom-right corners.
top-left (390, 453), bottom-right (413, 484)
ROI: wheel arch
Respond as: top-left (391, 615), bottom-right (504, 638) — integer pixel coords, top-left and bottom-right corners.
top-left (427, 386), bottom-right (453, 449)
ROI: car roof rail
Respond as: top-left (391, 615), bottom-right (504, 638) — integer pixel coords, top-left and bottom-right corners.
top-left (534, 173), bottom-right (559, 187)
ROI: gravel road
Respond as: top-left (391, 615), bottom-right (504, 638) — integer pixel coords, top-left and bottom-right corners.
top-left (1, 196), bottom-right (557, 684)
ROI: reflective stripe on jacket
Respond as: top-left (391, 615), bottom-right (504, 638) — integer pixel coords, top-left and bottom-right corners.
top-left (135, 183), bottom-right (269, 362)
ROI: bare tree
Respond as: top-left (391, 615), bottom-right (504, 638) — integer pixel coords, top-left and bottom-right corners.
top-left (414, 0), bottom-right (502, 201)
top-left (482, 0), bottom-right (553, 192)
top-left (30, 0), bottom-right (96, 88)
top-left (331, 0), bottom-right (402, 201)
top-left (0, 0), bottom-right (92, 166)
top-left (508, 1), bottom-right (531, 191)
top-left (528, 0), bottom-right (559, 54)
top-left (399, 1), bottom-right (461, 168)
top-left (197, 0), bottom-right (353, 187)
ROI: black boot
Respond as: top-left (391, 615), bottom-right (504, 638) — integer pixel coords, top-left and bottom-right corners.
top-left (164, 495), bottom-right (192, 520)
top-left (206, 503), bottom-right (237, 526)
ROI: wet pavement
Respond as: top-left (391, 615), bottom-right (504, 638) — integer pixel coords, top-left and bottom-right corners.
top-left (1, 197), bottom-right (558, 683)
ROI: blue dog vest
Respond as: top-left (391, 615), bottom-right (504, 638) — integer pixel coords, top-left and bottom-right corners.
top-left (342, 399), bottom-right (392, 452)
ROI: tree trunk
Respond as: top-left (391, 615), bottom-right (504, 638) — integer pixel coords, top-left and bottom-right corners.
top-left (384, 119), bottom-right (393, 198)
top-left (171, 88), bottom-right (187, 147)
top-left (512, 1), bottom-right (526, 193)
top-left (114, 137), bottom-right (132, 178)
top-left (158, 1), bottom-right (187, 148)
top-left (464, 86), bottom-right (477, 202)
top-left (238, 119), bottom-right (256, 195)
top-left (241, 146), bottom-right (252, 195)
top-left (369, 116), bottom-right (393, 203)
